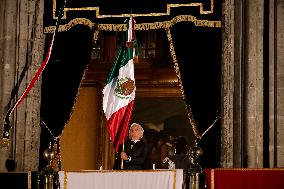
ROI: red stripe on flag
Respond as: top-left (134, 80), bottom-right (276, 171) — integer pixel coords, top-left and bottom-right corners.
top-left (107, 100), bottom-right (134, 152)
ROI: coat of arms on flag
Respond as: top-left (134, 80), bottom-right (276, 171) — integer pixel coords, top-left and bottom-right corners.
top-left (115, 77), bottom-right (135, 98)
top-left (103, 16), bottom-right (138, 152)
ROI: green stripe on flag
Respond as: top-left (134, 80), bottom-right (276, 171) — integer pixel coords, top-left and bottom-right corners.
top-left (105, 37), bottom-right (138, 85)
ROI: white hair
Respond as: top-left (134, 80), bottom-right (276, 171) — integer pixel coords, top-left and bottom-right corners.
top-left (129, 123), bottom-right (144, 139)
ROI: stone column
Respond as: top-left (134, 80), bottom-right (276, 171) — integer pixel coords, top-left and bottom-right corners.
top-left (222, 0), bottom-right (284, 168)
top-left (221, 0), bottom-right (265, 168)
top-left (0, 0), bottom-right (18, 171)
top-left (244, 0), bottom-right (264, 168)
top-left (220, 0), bottom-right (235, 168)
top-left (271, 0), bottom-right (284, 168)
top-left (0, 0), bottom-right (44, 171)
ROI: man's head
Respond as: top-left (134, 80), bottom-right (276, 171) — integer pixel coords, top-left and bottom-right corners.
top-left (129, 123), bottom-right (144, 141)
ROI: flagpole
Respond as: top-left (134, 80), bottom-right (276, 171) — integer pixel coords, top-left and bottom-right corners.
top-left (103, 15), bottom-right (137, 157)
top-left (121, 142), bottom-right (125, 169)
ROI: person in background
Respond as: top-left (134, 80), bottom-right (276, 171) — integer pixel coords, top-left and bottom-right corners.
top-left (143, 129), bottom-right (160, 169)
top-left (160, 133), bottom-right (175, 169)
top-left (171, 136), bottom-right (190, 169)
top-left (113, 123), bottom-right (149, 170)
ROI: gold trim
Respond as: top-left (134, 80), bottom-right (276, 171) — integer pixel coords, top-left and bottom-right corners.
top-left (93, 31), bottom-right (100, 42)
top-left (207, 168), bottom-right (284, 189)
top-left (53, 0), bottom-right (215, 19)
top-left (64, 169), bottom-right (178, 173)
top-left (211, 169), bottom-right (214, 189)
top-left (28, 171), bottom-right (31, 189)
top-left (64, 171), bottom-right (68, 189)
top-left (213, 168), bottom-right (284, 171)
top-left (53, 0), bottom-right (56, 19)
top-left (62, 170), bottom-right (179, 188)
top-left (44, 15), bottom-right (221, 33)
top-left (165, 28), bottom-right (200, 139)
top-left (173, 170), bottom-right (177, 189)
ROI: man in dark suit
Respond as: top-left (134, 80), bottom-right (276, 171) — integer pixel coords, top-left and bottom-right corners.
top-left (113, 123), bottom-right (148, 170)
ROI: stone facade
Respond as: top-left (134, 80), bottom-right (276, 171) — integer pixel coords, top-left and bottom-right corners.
top-left (0, 0), bottom-right (44, 171)
top-left (221, 0), bottom-right (284, 167)
top-left (0, 0), bottom-right (283, 171)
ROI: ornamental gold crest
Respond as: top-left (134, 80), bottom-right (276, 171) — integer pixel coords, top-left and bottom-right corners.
top-left (115, 77), bottom-right (135, 99)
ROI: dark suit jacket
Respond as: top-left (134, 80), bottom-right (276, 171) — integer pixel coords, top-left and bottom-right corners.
top-left (113, 139), bottom-right (148, 170)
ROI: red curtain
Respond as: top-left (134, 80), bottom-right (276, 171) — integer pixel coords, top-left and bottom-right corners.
top-left (204, 168), bottom-right (284, 189)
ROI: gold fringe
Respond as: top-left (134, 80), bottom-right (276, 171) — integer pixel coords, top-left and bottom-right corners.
top-left (93, 31), bottom-right (100, 42)
top-left (173, 169), bottom-right (177, 189)
top-left (64, 171), bottom-right (68, 189)
top-left (211, 169), bottom-right (214, 189)
top-left (28, 171), bottom-right (31, 189)
top-left (53, 0), bottom-right (215, 19)
top-left (165, 28), bottom-right (201, 139)
top-left (44, 15), bottom-right (221, 33)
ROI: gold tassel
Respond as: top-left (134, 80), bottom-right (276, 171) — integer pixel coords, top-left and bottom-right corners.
top-left (1, 137), bottom-right (9, 148)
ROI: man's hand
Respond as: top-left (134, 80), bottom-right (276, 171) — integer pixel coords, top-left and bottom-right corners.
top-left (120, 152), bottom-right (128, 160)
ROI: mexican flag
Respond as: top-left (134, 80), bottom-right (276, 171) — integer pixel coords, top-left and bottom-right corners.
top-left (103, 17), bottom-right (138, 152)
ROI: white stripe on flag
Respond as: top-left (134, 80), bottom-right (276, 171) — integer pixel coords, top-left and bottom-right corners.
top-left (103, 59), bottom-right (135, 119)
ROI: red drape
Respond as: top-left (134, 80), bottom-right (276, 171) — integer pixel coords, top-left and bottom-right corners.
top-left (204, 168), bottom-right (284, 189)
